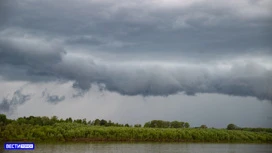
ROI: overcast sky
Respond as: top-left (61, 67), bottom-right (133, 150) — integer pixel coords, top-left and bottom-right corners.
top-left (0, 0), bottom-right (271, 128)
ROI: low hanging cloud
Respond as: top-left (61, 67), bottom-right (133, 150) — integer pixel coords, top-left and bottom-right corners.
top-left (0, 89), bottom-right (31, 113)
top-left (46, 95), bottom-right (65, 104)
top-left (0, 35), bottom-right (65, 69)
top-left (0, 0), bottom-right (271, 102)
top-left (1, 0), bottom-right (271, 54)
top-left (0, 35), bottom-right (271, 101)
top-left (42, 89), bottom-right (66, 104)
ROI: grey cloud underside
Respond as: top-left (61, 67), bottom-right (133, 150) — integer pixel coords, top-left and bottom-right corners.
top-left (0, 36), bottom-right (66, 82)
top-left (0, 0), bottom-right (272, 101)
top-left (0, 89), bottom-right (31, 113)
top-left (0, 37), bottom-right (271, 101)
top-left (42, 90), bottom-right (65, 104)
top-left (1, 0), bottom-right (272, 56)
top-left (46, 95), bottom-right (65, 104)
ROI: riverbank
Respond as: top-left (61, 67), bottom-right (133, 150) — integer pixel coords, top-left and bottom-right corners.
top-left (1, 123), bottom-right (272, 143)
top-left (1, 142), bottom-right (272, 153)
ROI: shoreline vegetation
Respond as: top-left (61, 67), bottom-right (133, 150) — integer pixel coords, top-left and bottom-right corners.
top-left (0, 114), bottom-right (272, 143)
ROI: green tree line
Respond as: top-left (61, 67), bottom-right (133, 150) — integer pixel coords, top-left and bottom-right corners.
top-left (0, 114), bottom-right (131, 127)
top-left (143, 120), bottom-right (190, 128)
top-left (1, 114), bottom-right (272, 143)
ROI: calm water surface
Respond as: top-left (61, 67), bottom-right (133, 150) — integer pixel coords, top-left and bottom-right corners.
top-left (1, 143), bottom-right (272, 153)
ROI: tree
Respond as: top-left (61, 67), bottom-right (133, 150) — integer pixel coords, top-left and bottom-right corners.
top-left (94, 119), bottom-right (100, 126)
top-left (17, 117), bottom-right (27, 125)
top-left (134, 124), bottom-right (142, 127)
top-left (51, 116), bottom-right (58, 124)
top-left (144, 122), bottom-right (151, 128)
top-left (60, 118), bottom-right (64, 123)
top-left (0, 114), bottom-right (7, 125)
top-left (171, 121), bottom-right (182, 128)
top-left (100, 119), bottom-right (107, 126)
top-left (227, 123), bottom-right (238, 130)
top-left (65, 117), bottom-right (73, 123)
top-left (107, 120), bottom-right (113, 126)
top-left (150, 120), bottom-right (158, 128)
top-left (33, 116), bottom-right (43, 125)
top-left (200, 125), bottom-right (208, 129)
top-left (180, 122), bottom-right (185, 128)
top-left (184, 122), bottom-right (190, 128)
top-left (74, 119), bottom-right (82, 124)
top-left (87, 120), bottom-right (92, 125)
top-left (82, 118), bottom-right (87, 125)
top-left (150, 120), bottom-right (170, 128)
top-left (41, 116), bottom-right (50, 125)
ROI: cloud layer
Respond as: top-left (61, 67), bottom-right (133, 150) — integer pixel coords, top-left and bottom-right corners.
top-left (0, 88), bottom-right (31, 113)
top-left (0, 0), bottom-right (271, 101)
top-left (1, 0), bottom-right (271, 54)
top-left (42, 89), bottom-right (66, 104)
top-left (0, 34), bottom-right (271, 101)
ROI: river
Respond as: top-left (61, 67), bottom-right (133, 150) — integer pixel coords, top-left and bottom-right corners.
top-left (1, 143), bottom-right (272, 153)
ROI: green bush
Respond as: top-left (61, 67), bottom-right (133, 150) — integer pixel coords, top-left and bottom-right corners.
top-left (0, 115), bottom-right (272, 143)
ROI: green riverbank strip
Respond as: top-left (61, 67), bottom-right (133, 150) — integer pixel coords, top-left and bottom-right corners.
top-left (1, 123), bottom-right (272, 143)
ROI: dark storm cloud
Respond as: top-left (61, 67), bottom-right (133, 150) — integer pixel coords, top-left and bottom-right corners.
top-left (0, 36), bottom-right (65, 66)
top-left (66, 36), bottom-right (105, 46)
top-left (41, 89), bottom-right (65, 104)
top-left (0, 0), bottom-right (271, 101)
top-left (0, 31), bottom-right (66, 81)
top-left (46, 95), bottom-right (65, 104)
top-left (0, 89), bottom-right (31, 113)
top-left (1, 0), bottom-right (271, 55)
top-left (2, 40), bottom-right (271, 101)
top-left (0, 99), bottom-right (10, 113)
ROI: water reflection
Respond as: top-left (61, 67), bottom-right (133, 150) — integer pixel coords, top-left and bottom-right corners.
top-left (2, 143), bottom-right (272, 153)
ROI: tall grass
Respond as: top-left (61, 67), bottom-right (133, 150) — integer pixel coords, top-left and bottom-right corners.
top-left (1, 122), bottom-right (272, 143)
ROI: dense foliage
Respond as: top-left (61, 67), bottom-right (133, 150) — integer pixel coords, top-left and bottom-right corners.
top-left (143, 120), bottom-right (190, 128)
top-left (0, 114), bottom-right (272, 143)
